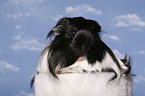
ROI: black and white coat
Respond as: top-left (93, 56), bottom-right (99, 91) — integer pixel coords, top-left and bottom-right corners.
top-left (34, 17), bottom-right (133, 96)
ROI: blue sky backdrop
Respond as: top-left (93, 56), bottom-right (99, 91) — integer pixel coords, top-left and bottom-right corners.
top-left (0, 0), bottom-right (145, 96)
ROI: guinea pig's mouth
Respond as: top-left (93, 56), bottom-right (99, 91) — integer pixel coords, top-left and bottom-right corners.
top-left (72, 44), bottom-right (92, 56)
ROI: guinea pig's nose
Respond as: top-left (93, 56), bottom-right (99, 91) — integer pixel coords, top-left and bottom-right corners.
top-left (74, 30), bottom-right (93, 49)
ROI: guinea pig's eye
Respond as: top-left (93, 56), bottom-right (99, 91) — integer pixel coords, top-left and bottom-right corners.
top-left (72, 31), bottom-right (75, 34)
top-left (71, 31), bottom-right (76, 36)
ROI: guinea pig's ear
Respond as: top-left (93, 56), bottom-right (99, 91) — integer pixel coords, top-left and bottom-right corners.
top-left (92, 22), bottom-right (101, 32)
top-left (87, 20), bottom-right (101, 32)
top-left (95, 23), bottom-right (101, 32)
top-left (52, 25), bottom-right (63, 36)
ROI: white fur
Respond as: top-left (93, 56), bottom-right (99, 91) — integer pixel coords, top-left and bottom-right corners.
top-left (35, 49), bottom-right (133, 96)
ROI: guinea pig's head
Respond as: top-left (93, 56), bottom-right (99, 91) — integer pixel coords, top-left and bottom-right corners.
top-left (47, 17), bottom-right (102, 77)
top-left (48, 17), bottom-right (101, 56)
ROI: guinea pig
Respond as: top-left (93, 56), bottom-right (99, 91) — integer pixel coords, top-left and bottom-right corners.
top-left (34, 17), bottom-right (133, 96)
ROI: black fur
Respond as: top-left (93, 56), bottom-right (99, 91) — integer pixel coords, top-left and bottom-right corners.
top-left (121, 55), bottom-right (134, 76)
top-left (47, 17), bottom-right (124, 78)
top-left (30, 17), bottom-right (132, 88)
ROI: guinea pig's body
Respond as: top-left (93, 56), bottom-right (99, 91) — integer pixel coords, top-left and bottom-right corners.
top-left (34, 17), bottom-right (133, 96)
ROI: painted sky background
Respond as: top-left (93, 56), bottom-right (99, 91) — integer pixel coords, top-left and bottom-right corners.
top-left (0, 0), bottom-right (145, 96)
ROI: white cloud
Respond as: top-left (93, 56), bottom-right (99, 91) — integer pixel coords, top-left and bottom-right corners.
top-left (113, 49), bottom-right (124, 58)
top-left (53, 14), bottom-right (63, 21)
top-left (9, 0), bottom-right (46, 5)
top-left (25, 13), bottom-right (31, 16)
top-left (102, 34), bottom-right (121, 41)
top-left (9, 0), bottom-right (35, 4)
top-left (16, 25), bottom-right (22, 29)
top-left (134, 75), bottom-right (145, 83)
top-left (13, 91), bottom-right (34, 96)
top-left (13, 15), bottom-right (18, 19)
top-left (6, 14), bottom-right (16, 19)
top-left (6, 13), bottom-right (31, 19)
top-left (18, 13), bottom-right (23, 17)
top-left (114, 14), bottom-right (145, 27)
top-left (131, 50), bottom-right (145, 55)
top-left (14, 33), bottom-right (23, 40)
top-left (11, 34), bottom-right (45, 51)
top-left (6, 13), bottom-right (23, 19)
top-left (129, 28), bottom-right (142, 32)
top-left (65, 5), bottom-right (102, 16)
top-left (0, 60), bottom-right (20, 73)
top-left (108, 34), bottom-right (121, 41)
top-left (37, 0), bottom-right (46, 3)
